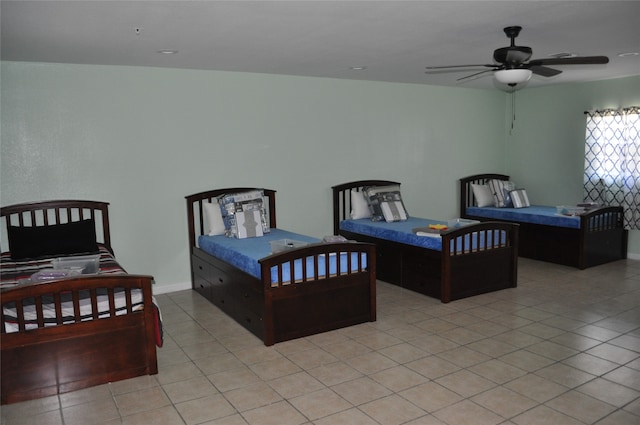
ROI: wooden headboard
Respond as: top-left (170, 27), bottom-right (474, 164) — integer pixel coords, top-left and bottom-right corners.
top-left (1, 200), bottom-right (112, 254)
top-left (185, 188), bottom-right (277, 254)
top-left (459, 174), bottom-right (509, 218)
top-left (331, 180), bottom-right (400, 235)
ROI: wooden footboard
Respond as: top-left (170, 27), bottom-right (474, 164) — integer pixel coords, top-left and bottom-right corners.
top-left (460, 174), bottom-right (628, 269)
top-left (260, 242), bottom-right (376, 346)
top-left (441, 221), bottom-right (518, 303)
top-left (580, 206), bottom-right (628, 269)
top-left (1, 274), bottom-right (157, 404)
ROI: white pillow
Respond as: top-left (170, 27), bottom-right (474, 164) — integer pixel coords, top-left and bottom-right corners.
top-left (471, 184), bottom-right (495, 208)
top-left (203, 201), bottom-right (226, 236)
top-left (350, 190), bottom-right (371, 219)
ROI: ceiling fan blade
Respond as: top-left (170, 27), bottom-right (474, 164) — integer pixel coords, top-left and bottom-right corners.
top-left (529, 65), bottom-right (563, 77)
top-left (528, 56), bottom-right (609, 66)
top-left (425, 64), bottom-right (497, 70)
top-left (457, 68), bottom-right (496, 81)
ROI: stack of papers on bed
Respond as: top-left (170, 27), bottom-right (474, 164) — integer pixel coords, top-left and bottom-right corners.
top-left (412, 225), bottom-right (446, 237)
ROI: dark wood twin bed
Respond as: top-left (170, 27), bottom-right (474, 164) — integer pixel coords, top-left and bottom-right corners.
top-left (460, 173), bottom-right (628, 269)
top-left (332, 180), bottom-right (519, 303)
top-left (1, 200), bottom-right (159, 405)
top-left (186, 188), bottom-right (377, 347)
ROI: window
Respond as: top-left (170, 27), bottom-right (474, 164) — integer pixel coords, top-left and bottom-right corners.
top-left (584, 107), bottom-right (640, 229)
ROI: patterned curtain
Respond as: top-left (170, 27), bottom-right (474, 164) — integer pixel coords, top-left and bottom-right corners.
top-left (584, 107), bottom-right (640, 229)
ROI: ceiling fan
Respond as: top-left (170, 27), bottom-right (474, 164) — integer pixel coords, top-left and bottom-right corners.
top-left (425, 26), bottom-right (609, 86)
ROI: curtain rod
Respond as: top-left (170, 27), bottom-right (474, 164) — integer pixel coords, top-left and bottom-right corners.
top-left (585, 106), bottom-right (639, 114)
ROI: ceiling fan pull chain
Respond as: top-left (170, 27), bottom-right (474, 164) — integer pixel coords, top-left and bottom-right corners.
top-left (510, 85), bottom-right (517, 131)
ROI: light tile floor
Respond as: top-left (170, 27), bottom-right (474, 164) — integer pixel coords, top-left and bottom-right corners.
top-left (2, 258), bottom-right (640, 425)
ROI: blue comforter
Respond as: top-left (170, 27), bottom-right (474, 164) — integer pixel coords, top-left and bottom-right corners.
top-left (341, 217), bottom-right (444, 250)
top-left (466, 205), bottom-right (580, 229)
top-left (340, 217), bottom-right (506, 252)
top-left (198, 229), bottom-right (367, 283)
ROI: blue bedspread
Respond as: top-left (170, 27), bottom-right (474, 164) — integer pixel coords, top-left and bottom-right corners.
top-left (340, 217), bottom-right (508, 253)
top-left (340, 217), bottom-right (445, 250)
top-left (198, 229), bottom-right (367, 283)
top-left (466, 205), bottom-right (580, 229)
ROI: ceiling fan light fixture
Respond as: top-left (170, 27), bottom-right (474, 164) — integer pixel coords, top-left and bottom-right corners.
top-left (494, 69), bottom-right (532, 84)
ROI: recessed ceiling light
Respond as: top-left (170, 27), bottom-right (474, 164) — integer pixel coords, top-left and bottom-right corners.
top-left (618, 52), bottom-right (639, 57)
top-left (157, 49), bottom-right (178, 55)
top-left (349, 66), bottom-right (367, 70)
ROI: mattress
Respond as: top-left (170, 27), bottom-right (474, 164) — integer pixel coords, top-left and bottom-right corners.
top-left (0, 245), bottom-right (125, 287)
top-left (340, 217), bottom-right (506, 252)
top-left (466, 205), bottom-right (581, 229)
top-left (198, 228), bottom-right (368, 283)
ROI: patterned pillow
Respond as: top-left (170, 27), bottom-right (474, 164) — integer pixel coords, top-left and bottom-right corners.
top-left (510, 189), bottom-right (531, 208)
top-left (488, 179), bottom-right (516, 207)
top-left (363, 185), bottom-right (408, 222)
top-left (219, 190), bottom-right (270, 238)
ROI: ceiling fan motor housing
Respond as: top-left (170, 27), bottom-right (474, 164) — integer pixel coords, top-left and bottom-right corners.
top-left (494, 26), bottom-right (532, 66)
top-left (494, 46), bottom-right (533, 67)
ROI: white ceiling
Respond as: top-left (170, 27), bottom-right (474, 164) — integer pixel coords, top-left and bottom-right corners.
top-left (2, 1), bottom-right (639, 90)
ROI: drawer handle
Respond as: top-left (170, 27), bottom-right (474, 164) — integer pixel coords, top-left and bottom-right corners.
top-left (218, 277), bottom-right (223, 283)
top-left (198, 265), bottom-right (203, 270)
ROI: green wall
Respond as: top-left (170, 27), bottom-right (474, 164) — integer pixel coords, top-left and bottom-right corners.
top-left (1, 61), bottom-right (507, 292)
top-left (2, 61), bottom-right (638, 291)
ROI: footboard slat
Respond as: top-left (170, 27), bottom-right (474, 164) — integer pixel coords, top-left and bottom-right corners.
top-left (91, 289), bottom-right (99, 319)
top-left (301, 258), bottom-right (308, 282)
top-left (125, 288), bottom-right (133, 313)
top-left (15, 301), bottom-right (25, 332)
top-left (54, 293), bottom-right (63, 325)
top-left (72, 291), bottom-right (81, 323)
top-left (35, 297), bottom-right (44, 328)
top-left (108, 288), bottom-right (116, 316)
